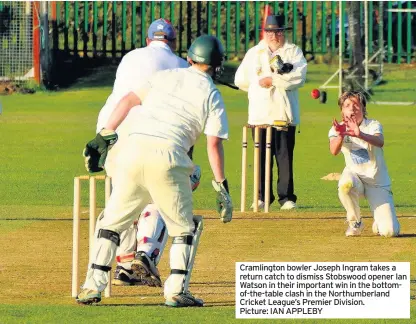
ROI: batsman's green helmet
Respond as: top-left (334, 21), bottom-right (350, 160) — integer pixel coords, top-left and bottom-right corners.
top-left (187, 35), bottom-right (225, 78)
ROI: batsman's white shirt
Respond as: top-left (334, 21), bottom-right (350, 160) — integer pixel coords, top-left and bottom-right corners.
top-left (96, 41), bottom-right (188, 133)
top-left (129, 66), bottom-right (229, 151)
top-left (328, 118), bottom-right (391, 187)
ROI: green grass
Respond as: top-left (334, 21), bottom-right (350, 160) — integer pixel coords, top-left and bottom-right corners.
top-left (0, 63), bottom-right (415, 323)
top-left (0, 64), bottom-right (415, 215)
top-left (0, 304), bottom-right (415, 324)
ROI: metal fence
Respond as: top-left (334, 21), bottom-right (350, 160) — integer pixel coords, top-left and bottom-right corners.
top-left (0, 2), bottom-right (33, 83)
top-left (49, 1), bottom-right (415, 62)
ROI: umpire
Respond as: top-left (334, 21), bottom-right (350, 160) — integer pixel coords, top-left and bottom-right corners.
top-left (235, 15), bottom-right (307, 210)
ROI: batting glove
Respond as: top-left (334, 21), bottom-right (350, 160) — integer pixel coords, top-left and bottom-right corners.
top-left (212, 179), bottom-right (233, 223)
top-left (190, 165), bottom-right (202, 192)
top-left (83, 129), bottom-right (118, 173)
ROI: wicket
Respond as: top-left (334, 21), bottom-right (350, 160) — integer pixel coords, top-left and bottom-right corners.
top-left (72, 175), bottom-right (112, 298)
top-left (241, 124), bottom-right (272, 213)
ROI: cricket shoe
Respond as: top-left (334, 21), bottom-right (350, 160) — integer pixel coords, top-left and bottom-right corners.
top-left (250, 200), bottom-right (265, 210)
top-left (372, 221), bottom-right (379, 235)
top-left (113, 265), bottom-right (144, 286)
top-left (76, 288), bottom-right (101, 305)
top-left (131, 251), bottom-right (162, 287)
top-left (165, 291), bottom-right (204, 307)
top-left (280, 201), bottom-right (296, 210)
top-left (345, 221), bottom-right (364, 237)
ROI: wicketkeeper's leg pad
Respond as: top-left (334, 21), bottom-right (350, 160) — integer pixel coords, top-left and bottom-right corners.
top-left (136, 204), bottom-right (168, 265)
top-left (164, 216), bottom-right (203, 299)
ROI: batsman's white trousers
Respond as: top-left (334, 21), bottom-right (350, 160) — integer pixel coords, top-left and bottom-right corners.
top-left (105, 122), bottom-right (167, 268)
top-left (83, 135), bottom-right (195, 295)
top-left (338, 168), bottom-right (400, 237)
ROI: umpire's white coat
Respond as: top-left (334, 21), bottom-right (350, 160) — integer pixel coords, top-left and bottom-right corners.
top-left (234, 40), bottom-right (307, 126)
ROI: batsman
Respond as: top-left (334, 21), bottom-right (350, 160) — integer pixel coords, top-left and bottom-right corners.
top-left (76, 35), bottom-right (233, 307)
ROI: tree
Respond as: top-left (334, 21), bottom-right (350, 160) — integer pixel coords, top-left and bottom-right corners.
top-left (347, 1), bottom-right (364, 90)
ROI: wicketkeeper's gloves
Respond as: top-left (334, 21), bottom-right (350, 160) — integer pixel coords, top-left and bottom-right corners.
top-left (83, 129), bottom-right (118, 173)
top-left (212, 179), bottom-right (233, 223)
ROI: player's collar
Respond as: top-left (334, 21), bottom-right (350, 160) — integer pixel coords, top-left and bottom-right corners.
top-left (148, 41), bottom-right (172, 51)
top-left (188, 66), bottom-right (212, 80)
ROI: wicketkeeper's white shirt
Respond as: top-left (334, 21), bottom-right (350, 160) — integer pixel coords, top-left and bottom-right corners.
top-left (96, 41), bottom-right (189, 133)
top-left (128, 66), bottom-right (229, 153)
top-left (328, 118), bottom-right (391, 187)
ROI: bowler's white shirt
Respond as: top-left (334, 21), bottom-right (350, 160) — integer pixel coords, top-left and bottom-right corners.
top-left (96, 41), bottom-right (188, 132)
top-left (128, 66), bottom-right (229, 153)
top-left (328, 118), bottom-right (391, 187)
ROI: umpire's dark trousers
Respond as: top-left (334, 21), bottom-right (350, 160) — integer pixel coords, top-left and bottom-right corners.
top-left (252, 126), bottom-right (297, 206)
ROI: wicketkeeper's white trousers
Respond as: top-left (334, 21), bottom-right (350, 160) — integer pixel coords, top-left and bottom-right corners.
top-left (338, 168), bottom-right (400, 237)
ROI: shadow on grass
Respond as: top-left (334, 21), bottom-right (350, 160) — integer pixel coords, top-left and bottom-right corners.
top-left (47, 52), bottom-right (240, 90)
top-left (45, 51), bottom-right (120, 90)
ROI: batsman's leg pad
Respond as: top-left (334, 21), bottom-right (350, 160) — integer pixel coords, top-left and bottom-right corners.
top-left (136, 204), bottom-right (168, 265)
top-left (83, 229), bottom-right (120, 292)
top-left (164, 216), bottom-right (203, 299)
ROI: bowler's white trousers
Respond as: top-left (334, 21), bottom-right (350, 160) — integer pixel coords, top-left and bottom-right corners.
top-left (338, 168), bottom-right (400, 237)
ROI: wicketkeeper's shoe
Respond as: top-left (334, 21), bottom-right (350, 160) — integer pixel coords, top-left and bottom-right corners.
top-left (131, 251), bottom-right (162, 287)
top-left (165, 291), bottom-right (204, 307)
top-left (76, 288), bottom-right (101, 305)
top-left (113, 265), bottom-right (144, 286)
top-left (345, 221), bottom-right (364, 237)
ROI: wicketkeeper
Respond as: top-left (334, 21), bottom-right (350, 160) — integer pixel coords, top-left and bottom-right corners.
top-left (85, 18), bottom-right (201, 288)
top-left (329, 91), bottom-right (400, 237)
top-left (77, 35), bottom-right (232, 307)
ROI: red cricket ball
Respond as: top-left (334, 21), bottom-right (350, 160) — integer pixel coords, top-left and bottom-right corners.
top-left (311, 89), bottom-right (320, 99)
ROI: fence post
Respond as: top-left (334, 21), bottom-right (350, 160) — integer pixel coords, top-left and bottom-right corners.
top-left (397, 1), bottom-right (402, 63)
top-left (254, 2), bottom-right (259, 44)
top-left (302, 2), bottom-right (307, 54)
top-left (293, 1), bottom-right (297, 45)
top-left (406, 1), bottom-right (412, 63)
top-left (74, 1), bottom-right (79, 57)
top-left (33, 1), bottom-right (41, 85)
top-left (226, 1), bottom-right (230, 56)
top-left (132, 1), bottom-right (136, 49)
top-left (235, 2), bottom-right (240, 57)
top-left (312, 1), bottom-right (316, 54)
top-left (245, 2), bottom-right (249, 52)
top-left (141, 1), bottom-right (146, 47)
top-left (321, 1), bottom-right (326, 53)
top-left (387, 1), bottom-right (392, 63)
top-left (122, 1), bottom-right (126, 54)
top-left (216, 2), bottom-right (221, 40)
top-left (93, 2), bottom-right (98, 57)
top-left (83, 1), bottom-right (88, 58)
top-left (112, 2), bottom-right (117, 58)
top-left (207, 2), bottom-right (212, 34)
top-left (103, 2), bottom-right (108, 57)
